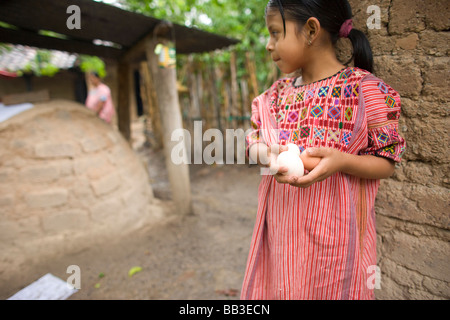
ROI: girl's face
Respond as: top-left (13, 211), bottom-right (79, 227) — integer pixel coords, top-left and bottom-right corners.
top-left (89, 73), bottom-right (101, 87)
top-left (265, 9), bottom-right (308, 74)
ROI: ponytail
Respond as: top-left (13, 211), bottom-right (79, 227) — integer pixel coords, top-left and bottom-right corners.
top-left (347, 28), bottom-right (374, 73)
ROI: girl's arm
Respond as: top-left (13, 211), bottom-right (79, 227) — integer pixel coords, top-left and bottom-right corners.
top-left (92, 100), bottom-right (105, 114)
top-left (274, 147), bottom-right (395, 188)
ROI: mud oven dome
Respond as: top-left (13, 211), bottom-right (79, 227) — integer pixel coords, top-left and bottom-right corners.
top-left (0, 100), bottom-right (164, 272)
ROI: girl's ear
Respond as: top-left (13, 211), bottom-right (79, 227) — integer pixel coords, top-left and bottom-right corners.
top-left (304, 17), bottom-right (321, 44)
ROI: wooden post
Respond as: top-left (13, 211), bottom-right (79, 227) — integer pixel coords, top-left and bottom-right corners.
top-left (140, 60), bottom-right (164, 150)
top-left (117, 61), bottom-right (131, 142)
top-left (187, 55), bottom-right (202, 131)
top-left (246, 51), bottom-right (259, 100)
top-left (240, 79), bottom-right (250, 130)
top-left (209, 60), bottom-right (221, 132)
top-left (146, 24), bottom-right (193, 216)
top-left (229, 51), bottom-right (240, 129)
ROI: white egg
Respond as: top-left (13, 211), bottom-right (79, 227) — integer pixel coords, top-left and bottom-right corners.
top-left (286, 143), bottom-right (301, 156)
top-left (277, 151), bottom-right (304, 177)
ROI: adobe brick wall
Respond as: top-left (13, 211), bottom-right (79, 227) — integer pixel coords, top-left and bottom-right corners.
top-left (0, 100), bottom-right (164, 279)
top-left (343, 0), bottom-right (449, 299)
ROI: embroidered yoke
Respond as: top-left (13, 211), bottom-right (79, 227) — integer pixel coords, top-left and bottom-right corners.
top-left (242, 67), bottom-right (406, 300)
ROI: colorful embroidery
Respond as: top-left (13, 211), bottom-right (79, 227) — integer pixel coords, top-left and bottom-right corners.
top-left (378, 82), bottom-right (388, 94)
top-left (340, 68), bottom-right (354, 79)
top-left (318, 86), bottom-right (329, 97)
top-left (311, 105), bottom-right (324, 118)
top-left (341, 132), bottom-right (352, 145)
top-left (385, 96), bottom-right (396, 108)
top-left (345, 107), bottom-right (353, 121)
top-left (332, 87), bottom-right (341, 98)
top-left (300, 108), bottom-right (308, 120)
top-left (353, 83), bottom-right (360, 97)
top-left (314, 128), bottom-right (325, 140)
top-left (389, 128), bottom-right (399, 141)
top-left (327, 130), bottom-right (340, 142)
top-left (270, 98), bottom-right (276, 108)
top-left (263, 68), bottom-right (403, 168)
top-left (399, 145), bottom-right (406, 158)
top-left (383, 145), bottom-right (395, 155)
top-left (288, 111), bottom-right (299, 123)
top-left (377, 133), bottom-right (389, 144)
top-left (286, 95), bottom-right (294, 105)
top-left (299, 126), bottom-right (310, 138)
top-left (344, 85), bottom-right (353, 98)
top-left (280, 130), bottom-right (290, 140)
top-left (277, 97), bottom-right (283, 106)
top-left (387, 111), bottom-right (399, 120)
top-left (277, 111), bottom-right (285, 122)
top-left (251, 120), bottom-right (260, 129)
top-left (305, 90), bottom-right (314, 100)
top-left (328, 106), bottom-right (341, 119)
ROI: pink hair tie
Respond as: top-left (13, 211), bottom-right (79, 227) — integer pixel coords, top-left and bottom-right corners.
top-left (339, 19), bottom-right (353, 38)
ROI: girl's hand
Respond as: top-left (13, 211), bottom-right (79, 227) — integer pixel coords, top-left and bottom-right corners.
top-left (283, 147), bottom-right (346, 188)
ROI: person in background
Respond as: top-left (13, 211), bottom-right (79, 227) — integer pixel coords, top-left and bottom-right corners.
top-left (85, 72), bottom-right (115, 124)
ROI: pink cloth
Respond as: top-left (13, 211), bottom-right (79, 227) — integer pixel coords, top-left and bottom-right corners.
top-left (242, 67), bottom-right (406, 300)
top-left (85, 83), bottom-right (115, 124)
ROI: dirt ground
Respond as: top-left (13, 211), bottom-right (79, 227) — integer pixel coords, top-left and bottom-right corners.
top-left (1, 122), bottom-right (262, 300)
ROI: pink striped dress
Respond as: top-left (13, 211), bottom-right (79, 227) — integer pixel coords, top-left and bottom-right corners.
top-left (242, 67), bottom-right (406, 300)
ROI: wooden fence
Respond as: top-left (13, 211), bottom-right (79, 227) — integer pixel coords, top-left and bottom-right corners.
top-left (137, 50), bottom-right (280, 152)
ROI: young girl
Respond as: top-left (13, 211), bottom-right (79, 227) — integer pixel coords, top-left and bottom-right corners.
top-left (243, 0), bottom-right (406, 300)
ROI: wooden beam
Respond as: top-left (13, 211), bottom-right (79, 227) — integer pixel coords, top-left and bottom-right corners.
top-left (117, 61), bottom-right (131, 142)
top-left (120, 36), bottom-right (147, 64)
top-left (140, 61), bottom-right (163, 150)
top-left (0, 27), bottom-right (123, 60)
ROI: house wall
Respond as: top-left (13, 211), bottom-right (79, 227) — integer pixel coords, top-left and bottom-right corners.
top-left (345, 0), bottom-right (449, 299)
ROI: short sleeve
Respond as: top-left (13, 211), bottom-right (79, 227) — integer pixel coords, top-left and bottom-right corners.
top-left (359, 77), bottom-right (406, 163)
top-left (97, 84), bottom-right (111, 102)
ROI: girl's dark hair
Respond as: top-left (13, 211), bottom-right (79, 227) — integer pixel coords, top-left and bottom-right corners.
top-left (266, 0), bottom-right (373, 72)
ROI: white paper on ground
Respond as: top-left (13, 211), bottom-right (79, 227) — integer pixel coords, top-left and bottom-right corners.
top-left (7, 273), bottom-right (78, 300)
